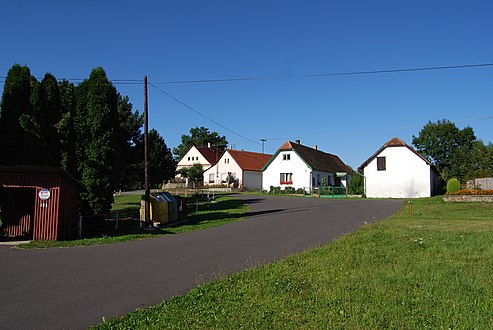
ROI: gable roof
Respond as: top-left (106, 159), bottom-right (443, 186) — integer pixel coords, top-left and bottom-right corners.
top-left (227, 149), bottom-right (272, 171)
top-left (195, 146), bottom-right (219, 164)
top-left (263, 141), bottom-right (351, 173)
top-left (178, 145), bottom-right (219, 165)
top-left (358, 137), bottom-right (432, 171)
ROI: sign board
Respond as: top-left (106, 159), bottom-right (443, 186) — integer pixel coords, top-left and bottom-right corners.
top-left (38, 189), bottom-right (51, 200)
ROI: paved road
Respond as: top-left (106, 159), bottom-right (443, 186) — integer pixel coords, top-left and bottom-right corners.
top-left (0, 195), bottom-right (402, 330)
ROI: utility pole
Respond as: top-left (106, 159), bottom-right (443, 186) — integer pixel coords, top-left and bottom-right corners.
top-left (261, 139), bottom-right (266, 154)
top-left (144, 76), bottom-right (151, 228)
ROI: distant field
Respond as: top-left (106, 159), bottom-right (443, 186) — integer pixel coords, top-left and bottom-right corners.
top-left (94, 197), bottom-right (493, 329)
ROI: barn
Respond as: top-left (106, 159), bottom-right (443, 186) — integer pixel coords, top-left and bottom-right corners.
top-left (0, 166), bottom-right (79, 241)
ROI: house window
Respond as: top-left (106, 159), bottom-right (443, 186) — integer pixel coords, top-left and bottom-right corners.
top-left (377, 157), bottom-right (386, 171)
top-left (188, 157), bottom-right (190, 161)
top-left (225, 158), bottom-right (229, 164)
top-left (209, 173), bottom-right (214, 184)
top-left (280, 173), bottom-right (293, 185)
top-left (283, 153), bottom-right (290, 161)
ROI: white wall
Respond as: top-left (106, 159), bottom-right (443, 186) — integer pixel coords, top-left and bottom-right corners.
top-left (364, 146), bottom-right (432, 198)
top-left (177, 146), bottom-right (213, 170)
top-left (262, 151), bottom-right (311, 191)
top-left (203, 151), bottom-right (242, 186)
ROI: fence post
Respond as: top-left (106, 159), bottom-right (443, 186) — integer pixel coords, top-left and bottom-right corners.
top-left (78, 215), bottom-right (83, 239)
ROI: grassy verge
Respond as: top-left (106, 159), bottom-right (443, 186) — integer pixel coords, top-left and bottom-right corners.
top-left (19, 193), bottom-right (248, 249)
top-left (94, 197), bottom-right (493, 329)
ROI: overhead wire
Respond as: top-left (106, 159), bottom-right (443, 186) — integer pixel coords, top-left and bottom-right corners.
top-left (148, 82), bottom-right (261, 146)
top-left (153, 63), bottom-right (493, 84)
top-left (262, 115), bottom-right (493, 141)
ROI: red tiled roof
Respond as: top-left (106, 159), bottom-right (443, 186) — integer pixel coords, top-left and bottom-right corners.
top-left (227, 149), bottom-right (272, 171)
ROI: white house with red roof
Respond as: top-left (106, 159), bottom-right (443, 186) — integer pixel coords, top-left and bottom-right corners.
top-left (176, 145), bottom-right (220, 176)
top-left (261, 141), bottom-right (351, 193)
top-left (358, 137), bottom-right (439, 198)
top-left (204, 149), bottom-right (272, 190)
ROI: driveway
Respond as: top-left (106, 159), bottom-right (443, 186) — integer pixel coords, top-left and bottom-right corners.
top-left (0, 195), bottom-right (402, 329)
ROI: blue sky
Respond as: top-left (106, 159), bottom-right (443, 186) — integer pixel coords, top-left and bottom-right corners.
top-left (1, 1), bottom-right (492, 169)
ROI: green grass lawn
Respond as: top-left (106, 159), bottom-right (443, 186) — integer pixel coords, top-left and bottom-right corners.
top-left (94, 197), bottom-right (493, 329)
top-left (19, 193), bottom-right (248, 249)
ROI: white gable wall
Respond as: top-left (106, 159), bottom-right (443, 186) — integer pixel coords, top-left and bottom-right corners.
top-left (203, 151), bottom-right (242, 186)
top-left (177, 146), bottom-right (214, 170)
top-left (262, 151), bottom-right (311, 191)
top-left (364, 146), bottom-right (432, 198)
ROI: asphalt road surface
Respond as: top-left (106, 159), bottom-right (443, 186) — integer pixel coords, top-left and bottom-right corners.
top-left (0, 195), bottom-right (402, 329)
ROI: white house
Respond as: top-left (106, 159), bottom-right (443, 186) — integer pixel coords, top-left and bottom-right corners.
top-left (358, 137), bottom-right (439, 198)
top-left (176, 145), bottom-right (219, 175)
top-left (262, 141), bottom-right (351, 193)
top-left (204, 149), bottom-right (272, 190)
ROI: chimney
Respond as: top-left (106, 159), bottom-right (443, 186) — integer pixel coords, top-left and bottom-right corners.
top-left (313, 145), bottom-right (318, 150)
top-left (207, 142), bottom-right (211, 149)
top-left (295, 140), bottom-right (301, 145)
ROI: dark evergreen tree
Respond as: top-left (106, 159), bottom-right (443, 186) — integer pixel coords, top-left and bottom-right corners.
top-left (38, 73), bottom-right (62, 166)
top-left (0, 64), bottom-right (32, 165)
top-left (113, 94), bottom-right (144, 191)
top-left (73, 67), bottom-right (119, 215)
top-left (58, 79), bottom-right (76, 172)
top-left (147, 129), bottom-right (176, 188)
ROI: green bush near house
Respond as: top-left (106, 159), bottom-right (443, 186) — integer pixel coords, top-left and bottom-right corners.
top-left (446, 178), bottom-right (461, 193)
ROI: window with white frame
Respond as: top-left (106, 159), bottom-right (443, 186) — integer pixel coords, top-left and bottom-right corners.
top-left (280, 173), bottom-right (293, 185)
top-left (282, 153), bottom-right (291, 161)
top-left (209, 173), bottom-right (214, 183)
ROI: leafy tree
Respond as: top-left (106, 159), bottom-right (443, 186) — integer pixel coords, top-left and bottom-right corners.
top-left (0, 64), bottom-right (32, 165)
top-left (186, 163), bottom-right (205, 187)
top-left (173, 126), bottom-right (228, 160)
top-left (348, 170), bottom-right (364, 195)
top-left (454, 141), bottom-right (493, 181)
top-left (147, 129), bottom-right (176, 188)
top-left (72, 67), bottom-right (119, 215)
top-left (412, 119), bottom-right (476, 180)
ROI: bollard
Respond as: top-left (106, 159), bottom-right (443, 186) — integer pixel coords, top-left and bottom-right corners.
top-left (408, 200), bottom-right (413, 218)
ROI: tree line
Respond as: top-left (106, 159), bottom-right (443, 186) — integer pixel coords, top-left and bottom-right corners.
top-left (0, 64), bottom-right (175, 216)
top-left (412, 119), bottom-right (493, 184)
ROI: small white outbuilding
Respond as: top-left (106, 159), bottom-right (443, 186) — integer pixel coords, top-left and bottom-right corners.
top-left (359, 137), bottom-right (439, 198)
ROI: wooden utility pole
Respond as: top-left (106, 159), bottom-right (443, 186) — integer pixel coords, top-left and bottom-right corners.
top-left (144, 76), bottom-right (150, 227)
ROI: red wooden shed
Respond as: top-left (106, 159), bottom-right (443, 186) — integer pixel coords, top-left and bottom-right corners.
top-left (0, 166), bottom-right (79, 241)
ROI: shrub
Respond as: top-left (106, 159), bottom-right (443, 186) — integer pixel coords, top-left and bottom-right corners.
top-left (269, 186), bottom-right (281, 194)
top-left (295, 188), bottom-right (305, 195)
top-left (284, 186), bottom-right (296, 194)
top-left (446, 178), bottom-right (461, 193)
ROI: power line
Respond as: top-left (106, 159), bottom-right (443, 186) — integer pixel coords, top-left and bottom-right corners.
top-left (148, 82), bottom-right (261, 146)
top-left (263, 115), bottom-right (493, 141)
top-left (153, 63), bottom-right (493, 85)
